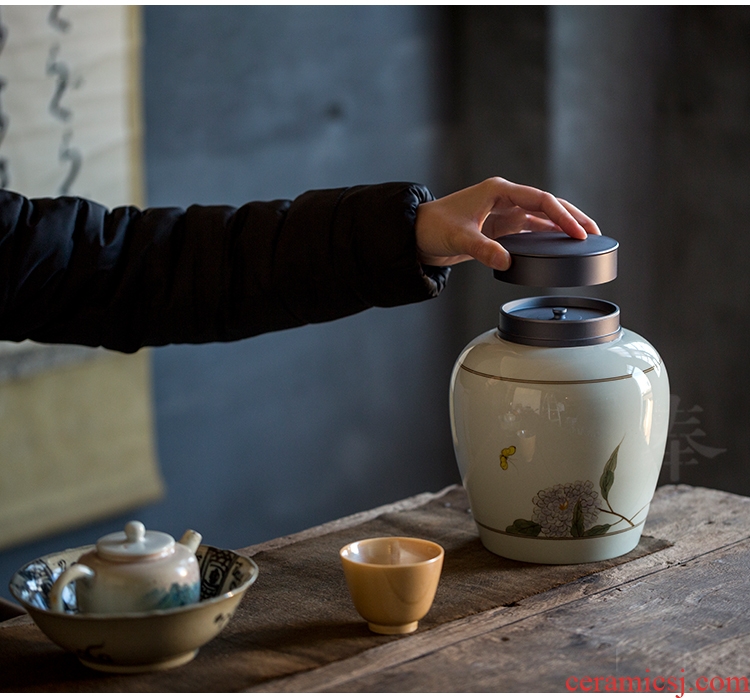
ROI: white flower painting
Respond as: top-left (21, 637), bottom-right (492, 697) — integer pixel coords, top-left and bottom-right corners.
top-left (505, 438), bottom-right (639, 539)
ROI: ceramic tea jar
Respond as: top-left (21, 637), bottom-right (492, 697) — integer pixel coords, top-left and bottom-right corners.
top-left (49, 521), bottom-right (203, 613)
top-left (449, 232), bottom-right (669, 564)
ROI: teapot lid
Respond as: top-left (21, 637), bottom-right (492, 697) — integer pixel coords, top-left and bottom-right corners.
top-left (493, 232), bottom-right (618, 287)
top-left (96, 521), bottom-right (175, 562)
top-left (499, 296), bottom-right (621, 347)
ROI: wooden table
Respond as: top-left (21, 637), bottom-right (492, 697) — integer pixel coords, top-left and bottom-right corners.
top-left (2, 484), bottom-right (749, 692)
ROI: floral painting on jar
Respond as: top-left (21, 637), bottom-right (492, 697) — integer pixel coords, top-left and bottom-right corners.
top-left (505, 438), bottom-right (641, 539)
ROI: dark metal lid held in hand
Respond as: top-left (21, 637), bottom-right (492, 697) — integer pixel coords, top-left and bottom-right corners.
top-left (499, 296), bottom-right (621, 347)
top-left (493, 232), bottom-right (618, 287)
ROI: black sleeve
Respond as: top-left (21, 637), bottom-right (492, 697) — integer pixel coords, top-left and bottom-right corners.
top-left (0, 183), bottom-right (449, 353)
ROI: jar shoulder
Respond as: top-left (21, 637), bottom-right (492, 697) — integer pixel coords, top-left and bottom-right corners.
top-left (455, 328), bottom-right (666, 382)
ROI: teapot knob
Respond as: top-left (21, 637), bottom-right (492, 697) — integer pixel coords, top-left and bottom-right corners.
top-left (124, 521), bottom-right (146, 543)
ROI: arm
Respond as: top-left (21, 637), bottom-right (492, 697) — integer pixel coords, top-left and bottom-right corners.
top-left (0, 183), bottom-right (447, 353)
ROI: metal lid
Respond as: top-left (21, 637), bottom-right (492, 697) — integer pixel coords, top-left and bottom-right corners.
top-left (493, 232), bottom-right (618, 287)
top-left (498, 296), bottom-right (621, 347)
top-left (96, 521), bottom-right (175, 562)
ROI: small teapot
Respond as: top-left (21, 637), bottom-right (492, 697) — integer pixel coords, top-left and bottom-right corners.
top-left (49, 521), bottom-right (203, 614)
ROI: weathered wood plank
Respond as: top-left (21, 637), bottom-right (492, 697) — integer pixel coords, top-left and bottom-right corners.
top-left (5, 484), bottom-right (747, 692)
top-left (324, 538), bottom-right (750, 692)
top-left (249, 485), bottom-right (750, 692)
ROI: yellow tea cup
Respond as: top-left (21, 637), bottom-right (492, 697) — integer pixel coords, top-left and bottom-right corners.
top-left (339, 536), bottom-right (444, 635)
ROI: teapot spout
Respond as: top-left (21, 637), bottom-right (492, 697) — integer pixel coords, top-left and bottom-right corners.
top-left (179, 529), bottom-right (202, 554)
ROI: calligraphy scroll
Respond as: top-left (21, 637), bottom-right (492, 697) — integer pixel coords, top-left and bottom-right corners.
top-left (0, 4), bottom-right (143, 204)
top-left (0, 6), bottom-right (162, 550)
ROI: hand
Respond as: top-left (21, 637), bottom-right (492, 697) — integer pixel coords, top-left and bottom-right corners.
top-left (415, 177), bottom-right (601, 271)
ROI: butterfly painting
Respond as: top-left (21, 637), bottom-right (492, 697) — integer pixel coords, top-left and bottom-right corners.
top-left (499, 445), bottom-right (517, 471)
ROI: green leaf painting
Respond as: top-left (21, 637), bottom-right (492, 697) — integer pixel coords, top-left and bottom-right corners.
top-left (599, 438), bottom-right (622, 500)
top-left (584, 524), bottom-right (612, 537)
top-left (598, 437), bottom-right (635, 527)
top-left (506, 519), bottom-right (542, 537)
top-left (570, 500), bottom-right (585, 538)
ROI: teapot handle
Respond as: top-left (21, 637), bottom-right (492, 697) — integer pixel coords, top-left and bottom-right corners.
top-left (49, 564), bottom-right (95, 613)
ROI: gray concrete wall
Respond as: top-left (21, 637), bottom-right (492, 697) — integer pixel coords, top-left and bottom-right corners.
top-left (548, 6), bottom-right (749, 492)
top-left (142, 6), bottom-right (459, 543)
top-left (651, 7), bottom-right (750, 491)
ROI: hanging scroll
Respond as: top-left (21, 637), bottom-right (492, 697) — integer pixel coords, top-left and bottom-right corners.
top-left (0, 4), bottom-right (143, 205)
top-left (0, 6), bottom-right (162, 550)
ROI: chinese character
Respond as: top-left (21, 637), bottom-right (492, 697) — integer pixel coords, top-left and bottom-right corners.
top-left (45, 8), bottom-right (84, 195)
top-left (0, 11), bottom-right (9, 188)
top-left (664, 395), bottom-right (726, 482)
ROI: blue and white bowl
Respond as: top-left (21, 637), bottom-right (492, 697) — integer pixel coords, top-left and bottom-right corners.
top-left (9, 544), bottom-right (259, 673)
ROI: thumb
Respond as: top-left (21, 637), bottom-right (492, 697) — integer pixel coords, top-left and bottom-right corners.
top-left (469, 234), bottom-right (511, 271)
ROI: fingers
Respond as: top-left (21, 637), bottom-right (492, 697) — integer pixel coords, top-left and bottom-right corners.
top-left (514, 187), bottom-right (588, 239)
top-left (467, 234), bottom-right (511, 271)
top-left (523, 214), bottom-right (563, 232)
top-left (485, 178), bottom-right (598, 240)
top-left (483, 212), bottom-right (561, 239)
top-left (557, 198), bottom-right (602, 236)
